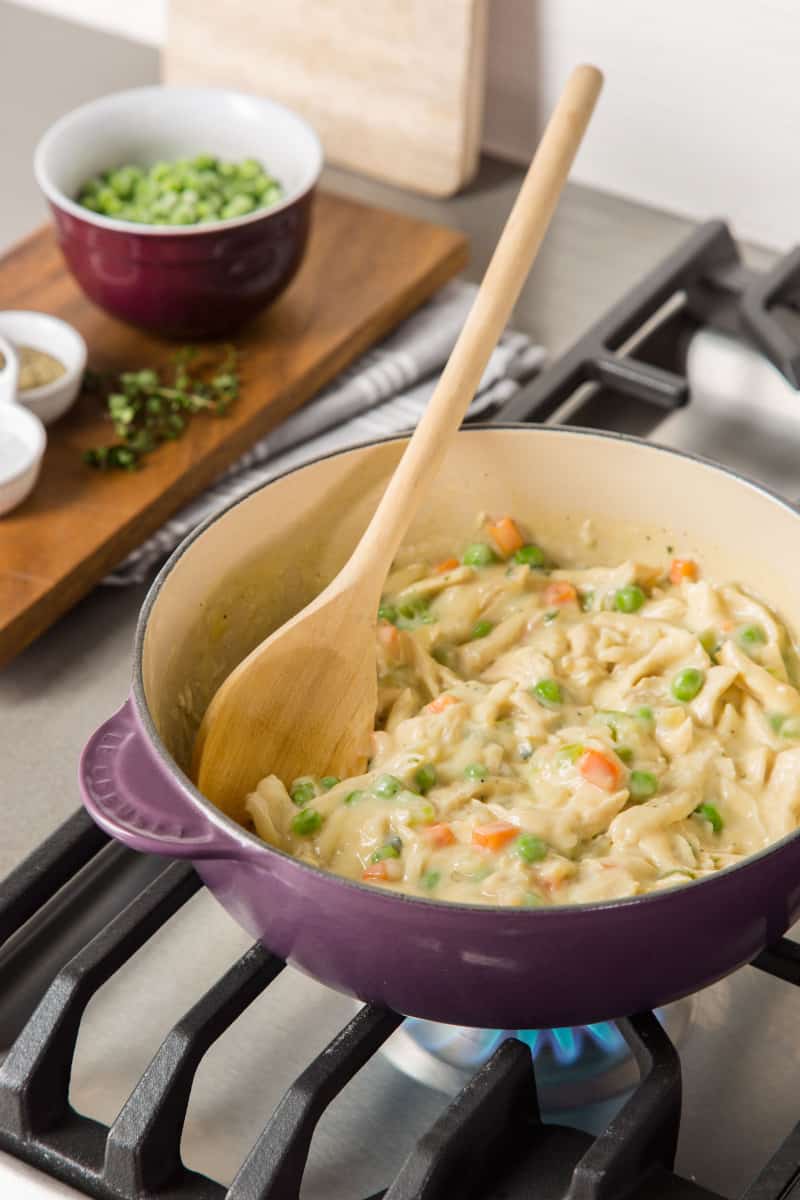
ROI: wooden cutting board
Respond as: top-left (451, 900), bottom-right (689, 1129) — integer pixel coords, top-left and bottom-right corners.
top-left (0, 191), bottom-right (467, 667)
top-left (165, 0), bottom-right (488, 197)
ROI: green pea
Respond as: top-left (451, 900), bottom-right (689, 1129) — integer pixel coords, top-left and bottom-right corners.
top-left (421, 870), bottom-right (441, 891)
top-left (634, 705), bottom-right (655, 728)
top-left (320, 776), bottom-right (339, 790)
top-left (629, 770), bottom-right (658, 801)
top-left (415, 763), bottom-right (438, 793)
top-left (290, 781), bottom-right (316, 807)
top-left (514, 544), bottom-right (545, 567)
top-left (695, 803), bottom-right (723, 833)
top-left (616, 746), bottom-right (634, 765)
top-left (372, 837), bottom-right (403, 861)
top-left (344, 790), bottom-right (364, 805)
top-left (464, 763), bottom-right (488, 782)
top-left (291, 808), bottom-right (322, 836)
top-left (580, 590), bottom-right (595, 612)
top-left (470, 619), bottom-right (494, 640)
top-left (615, 585), bottom-right (646, 613)
top-left (378, 603), bottom-right (398, 623)
top-left (462, 543), bottom-right (496, 567)
top-left (532, 678), bottom-right (563, 708)
top-left (737, 624), bottom-right (766, 648)
top-left (374, 774), bottom-right (403, 798)
top-left (671, 667), bottom-right (705, 702)
top-left (780, 716), bottom-right (800, 739)
top-left (516, 833), bottom-right (547, 863)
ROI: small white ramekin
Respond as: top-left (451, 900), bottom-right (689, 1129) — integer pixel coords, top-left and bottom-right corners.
top-left (0, 311), bottom-right (86, 425)
top-left (0, 357), bottom-right (47, 516)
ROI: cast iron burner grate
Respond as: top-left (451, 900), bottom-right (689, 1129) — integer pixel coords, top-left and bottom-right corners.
top-left (1, 818), bottom-right (800, 1200)
top-left (4, 218), bottom-right (800, 1199)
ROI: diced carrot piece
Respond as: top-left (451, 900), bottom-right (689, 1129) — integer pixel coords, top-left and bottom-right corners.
top-left (544, 580), bottom-right (578, 607)
top-left (472, 821), bottom-right (518, 851)
top-left (377, 620), bottom-right (401, 650)
top-left (435, 556), bottom-right (460, 574)
top-left (426, 694), bottom-right (458, 714)
top-left (486, 516), bottom-right (524, 557)
top-left (578, 749), bottom-right (623, 792)
top-left (363, 860), bottom-right (389, 881)
top-left (670, 558), bottom-right (698, 585)
top-left (425, 823), bottom-right (456, 848)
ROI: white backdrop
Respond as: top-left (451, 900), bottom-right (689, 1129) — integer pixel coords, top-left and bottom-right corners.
top-left (9, 0), bottom-right (800, 249)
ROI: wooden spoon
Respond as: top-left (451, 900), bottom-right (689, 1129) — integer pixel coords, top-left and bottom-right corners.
top-left (194, 64), bottom-right (604, 814)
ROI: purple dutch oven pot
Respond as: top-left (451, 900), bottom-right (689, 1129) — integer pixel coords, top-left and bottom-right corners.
top-left (80, 427), bottom-right (800, 1029)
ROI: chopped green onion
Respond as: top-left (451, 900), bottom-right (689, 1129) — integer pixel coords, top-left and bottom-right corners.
top-left (371, 837), bottom-right (402, 862)
top-left (671, 667), bottom-right (705, 702)
top-left (464, 763), bottom-right (488, 782)
top-left (415, 763), bottom-right (438, 793)
top-left (291, 808), bottom-right (323, 836)
top-left (557, 743), bottom-right (584, 765)
top-left (320, 776), bottom-right (339, 790)
top-left (699, 629), bottom-right (719, 659)
top-left (593, 710), bottom-right (626, 738)
top-left (629, 770), bottom-right (658, 801)
top-left (395, 594), bottom-right (432, 629)
top-left (521, 891), bottom-right (544, 907)
top-left (374, 774), bottom-right (403, 798)
top-left (462, 543), bottom-right (497, 567)
top-left (516, 833), bottom-right (547, 863)
top-left (532, 678), bottom-right (563, 708)
top-left (543, 609), bottom-right (559, 623)
top-left (695, 803), bottom-right (723, 833)
top-left (421, 869), bottom-right (441, 891)
top-left (470, 619), bottom-right (494, 640)
top-left (780, 716), bottom-right (800, 739)
top-left (615, 585), bottom-right (646, 613)
top-left (737, 624), bottom-right (767, 648)
top-left (580, 590), bottom-right (595, 612)
top-left (378, 603), bottom-right (398, 623)
top-left (290, 780), bottom-right (316, 807)
top-left (514, 544), bottom-right (545, 567)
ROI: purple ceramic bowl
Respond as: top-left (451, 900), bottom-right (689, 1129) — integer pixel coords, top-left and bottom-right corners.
top-left (79, 427), bottom-right (800, 1028)
top-left (34, 86), bottom-right (323, 338)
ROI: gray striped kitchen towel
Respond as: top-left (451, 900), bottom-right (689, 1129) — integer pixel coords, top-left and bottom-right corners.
top-left (104, 280), bottom-right (545, 585)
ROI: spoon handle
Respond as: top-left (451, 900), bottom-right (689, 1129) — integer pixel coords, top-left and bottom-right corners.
top-left (345, 63), bottom-right (603, 584)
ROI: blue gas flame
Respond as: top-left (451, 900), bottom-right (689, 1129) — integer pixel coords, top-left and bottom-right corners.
top-left (403, 1018), bottom-right (627, 1070)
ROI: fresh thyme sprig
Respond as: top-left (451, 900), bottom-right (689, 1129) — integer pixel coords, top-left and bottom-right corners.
top-left (83, 344), bottom-right (239, 470)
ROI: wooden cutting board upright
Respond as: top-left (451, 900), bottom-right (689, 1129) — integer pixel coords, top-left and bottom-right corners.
top-left (0, 192), bottom-right (467, 667)
top-left (165, 0), bottom-right (488, 197)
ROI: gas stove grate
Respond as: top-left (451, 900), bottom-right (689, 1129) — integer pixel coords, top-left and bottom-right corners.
top-left (495, 218), bottom-right (800, 432)
top-left (0, 809), bottom-right (799, 1200)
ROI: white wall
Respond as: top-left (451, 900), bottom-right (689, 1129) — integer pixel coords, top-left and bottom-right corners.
top-left (10, 0), bottom-right (800, 248)
top-left (8, 0), bottom-right (164, 43)
top-left (484, 0), bottom-right (800, 249)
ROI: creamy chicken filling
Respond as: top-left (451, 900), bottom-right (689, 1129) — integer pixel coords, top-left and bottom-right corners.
top-left (244, 516), bottom-right (800, 907)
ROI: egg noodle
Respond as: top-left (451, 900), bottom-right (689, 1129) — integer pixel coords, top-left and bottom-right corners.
top-left (245, 515), bottom-right (800, 907)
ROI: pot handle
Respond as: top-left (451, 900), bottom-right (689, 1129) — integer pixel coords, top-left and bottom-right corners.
top-left (79, 698), bottom-right (248, 861)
